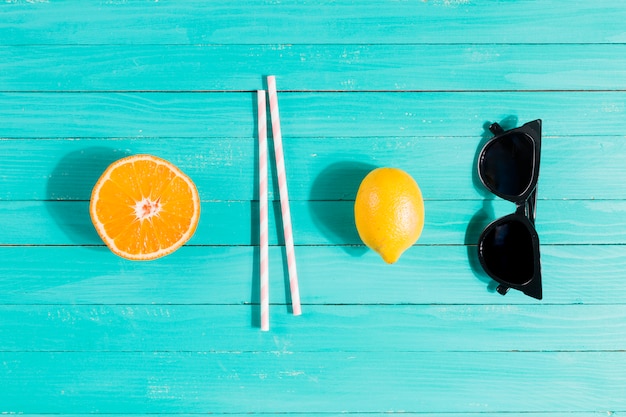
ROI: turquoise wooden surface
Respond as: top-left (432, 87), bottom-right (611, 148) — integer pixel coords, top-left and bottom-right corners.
top-left (1, 1), bottom-right (625, 415)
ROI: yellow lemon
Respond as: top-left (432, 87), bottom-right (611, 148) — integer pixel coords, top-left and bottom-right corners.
top-left (354, 167), bottom-right (425, 264)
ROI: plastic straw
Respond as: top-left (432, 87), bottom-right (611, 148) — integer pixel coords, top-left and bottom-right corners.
top-left (258, 90), bottom-right (270, 331)
top-left (267, 76), bottom-right (302, 316)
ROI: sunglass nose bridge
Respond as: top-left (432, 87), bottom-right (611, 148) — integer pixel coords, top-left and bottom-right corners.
top-left (514, 187), bottom-right (537, 224)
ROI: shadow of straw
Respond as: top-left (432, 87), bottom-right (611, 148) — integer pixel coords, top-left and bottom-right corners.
top-left (46, 147), bottom-right (130, 248)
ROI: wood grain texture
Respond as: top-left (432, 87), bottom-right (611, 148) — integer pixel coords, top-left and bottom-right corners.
top-left (0, 245), bottom-right (624, 305)
top-left (2, 304), bottom-right (626, 352)
top-left (2, 92), bottom-right (626, 139)
top-left (1, 0), bottom-right (625, 45)
top-left (2, 44), bottom-right (626, 92)
top-left (2, 351), bottom-right (625, 413)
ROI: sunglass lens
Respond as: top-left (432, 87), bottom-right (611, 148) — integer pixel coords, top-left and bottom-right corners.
top-left (480, 219), bottom-right (535, 286)
top-left (480, 133), bottom-right (534, 197)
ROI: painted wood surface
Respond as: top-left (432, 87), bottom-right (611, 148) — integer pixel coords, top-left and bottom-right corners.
top-left (2, 45), bottom-right (626, 91)
top-left (1, 1), bottom-right (625, 415)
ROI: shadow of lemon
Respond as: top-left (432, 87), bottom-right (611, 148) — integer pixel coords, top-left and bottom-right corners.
top-left (309, 161), bottom-right (377, 256)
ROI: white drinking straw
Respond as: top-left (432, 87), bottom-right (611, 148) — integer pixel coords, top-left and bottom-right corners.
top-left (258, 90), bottom-right (270, 331)
top-left (267, 76), bottom-right (302, 316)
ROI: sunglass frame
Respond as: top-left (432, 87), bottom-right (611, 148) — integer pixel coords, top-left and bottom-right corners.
top-left (476, 119), bottom-right (543, 300)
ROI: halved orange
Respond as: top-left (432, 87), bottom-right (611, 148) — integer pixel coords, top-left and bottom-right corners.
top-left (89, 154), bottom-right (200, 260)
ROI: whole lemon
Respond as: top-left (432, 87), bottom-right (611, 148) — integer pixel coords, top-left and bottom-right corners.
top-left (354, 167), bottom-right (425, 264)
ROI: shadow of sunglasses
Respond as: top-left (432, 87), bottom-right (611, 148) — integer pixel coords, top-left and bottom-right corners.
top-left (477, 119), bottom-right (542, 300)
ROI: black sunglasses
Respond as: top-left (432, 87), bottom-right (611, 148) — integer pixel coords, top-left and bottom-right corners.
top-left (477, 119), bottom-right (542, 300)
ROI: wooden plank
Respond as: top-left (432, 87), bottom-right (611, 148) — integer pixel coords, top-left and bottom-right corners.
top-left (2, 304), bottom-right (626, 353)
top-left (2, 92), bottom-right (626, 139)
top-left (0, 245), bottom-right (624, 305)
top-left (5, 415), bottom-right (617, 417)
top-left (1, 134), bottom-right (625, 201)
top-left (4, 415), bottom-right (617, 417)
top-left (2, 44), bottom-right (626, 92)
top-left (2, 200), bottom-right (626, 246)
top-left (1, 1), bottom-right (625, 45)
top-left (1, 351), bottom-right (624, 413)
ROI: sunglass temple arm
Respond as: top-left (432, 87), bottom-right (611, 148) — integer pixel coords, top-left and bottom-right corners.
top-left (489, 122), bottom-right (505, 135)
top-left (497, 285), bottom-right (510, 296)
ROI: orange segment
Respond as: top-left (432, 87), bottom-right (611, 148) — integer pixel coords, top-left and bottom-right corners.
top-left (89, 154), bottom-right (200, 260)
